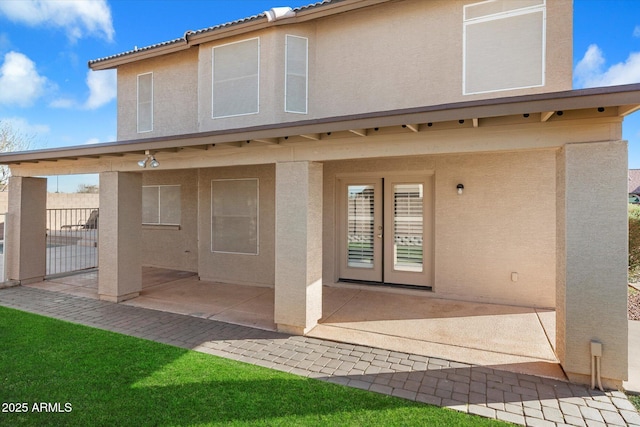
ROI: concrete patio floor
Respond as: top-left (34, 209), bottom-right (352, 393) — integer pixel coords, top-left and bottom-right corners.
top-left (27, 267), bottom-right (563, 381)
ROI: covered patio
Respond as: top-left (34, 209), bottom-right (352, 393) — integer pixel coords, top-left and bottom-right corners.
top-left (5, 85), bottom-right (638, 388)
top-left (25, 267), bottom-right (564, 381)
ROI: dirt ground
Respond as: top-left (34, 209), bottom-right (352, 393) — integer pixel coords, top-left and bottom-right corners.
top-left (630, 285), bottom-right (640, 321)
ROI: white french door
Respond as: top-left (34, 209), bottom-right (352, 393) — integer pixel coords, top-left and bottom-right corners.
top-left (338, 175), bottom-right (432, 288)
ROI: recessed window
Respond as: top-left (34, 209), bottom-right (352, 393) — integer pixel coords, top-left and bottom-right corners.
top-left (212, 38), bottom-right (260, 118)
top-left (211, 179), bottom-right (258, 255)
top-left (142, 185), bottom-right (180, 225)
top-left (137, 72), bottom-right (153, 132)
top-left (463, 0), bottom-right (545, 95)
top-left (285, 35), bottom-right (308, 114)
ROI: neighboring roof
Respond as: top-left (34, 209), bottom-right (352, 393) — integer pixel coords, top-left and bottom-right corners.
top-left (630, 169), bottom-right (640, 194)
top-left (1, 83), bottom-right (639, 166)
top-left (89, 0), bottom-right (387, 70)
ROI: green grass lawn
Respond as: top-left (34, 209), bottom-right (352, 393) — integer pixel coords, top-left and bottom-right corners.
top-left (630, 394), bottom-right (640, 411)
top-left (0, 306), bottom-right (509, 426)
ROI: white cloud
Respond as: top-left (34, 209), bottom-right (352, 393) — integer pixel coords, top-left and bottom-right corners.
top-left (49, 98), bottom-right (76, 109)
top-left (84, 69), bottom-right (116, 109)
top-left (634, 25), bottom-right (640, 38)
top-left (0, 51), bottom-right (48, 107)
top-left (0, 0), bottom-right (114, 42)
top-left (574, 44), bottom-right (640, 88)
top-left (49, 70), bottom-right (116, 110)
top-left (84, 137), bottom-right (100, 145)
top-left (1, 116), bottom-right (50, 136)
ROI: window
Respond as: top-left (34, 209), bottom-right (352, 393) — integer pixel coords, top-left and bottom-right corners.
top-left (142, 185), bottom-right (181, 225)
top-left (285, 35), bottom-right (308, 114)
top-left (211, 179), bottom-right (258, 254)
top-left (137, 72), bottom-right (153, 132)
top-left (463, 0), bottom-right (545, 95)
top-left (212, 38), bottom-right (260, 118)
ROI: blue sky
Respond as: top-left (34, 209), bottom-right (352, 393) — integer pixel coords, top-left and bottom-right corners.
top-left (0, 0), bottom-right (639, 192)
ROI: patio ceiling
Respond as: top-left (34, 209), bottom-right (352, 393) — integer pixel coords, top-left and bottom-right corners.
top-left (0, 83), bottom-right (639, 167)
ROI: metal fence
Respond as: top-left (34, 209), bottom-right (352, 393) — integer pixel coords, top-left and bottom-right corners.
top-left (46, 208), bottom-right (99, 276)
top-left (0, 213), bottom-right (6, 282)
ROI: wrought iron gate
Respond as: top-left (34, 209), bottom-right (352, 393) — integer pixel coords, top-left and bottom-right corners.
top-left (46, 208), bottom-right (98, 276)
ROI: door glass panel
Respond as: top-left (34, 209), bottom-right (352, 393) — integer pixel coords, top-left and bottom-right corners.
top-left (393, 184), bottom-right (423, 272)
top-left (347, 185), bottom-right (375, 268)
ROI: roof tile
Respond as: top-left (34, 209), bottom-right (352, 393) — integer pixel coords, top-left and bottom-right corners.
top-left (88, 0), bottom-right (340, 66)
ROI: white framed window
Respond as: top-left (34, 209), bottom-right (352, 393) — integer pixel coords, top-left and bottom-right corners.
top-left (212, 38), bottom-right (260, 118)
top-left (142, 185), bottom-right (181, 225)
top-left (211, 179), bottom-right (258, 255)
top-left (285, 35), bottom-right (308, 114)
top-left (137, 72), bottom-right (153, 132)
top-left (463, 0), bottom-right (546, 95)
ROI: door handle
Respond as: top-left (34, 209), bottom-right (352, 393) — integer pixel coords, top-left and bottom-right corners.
top-left (377, 234), bottom-right (383, 239)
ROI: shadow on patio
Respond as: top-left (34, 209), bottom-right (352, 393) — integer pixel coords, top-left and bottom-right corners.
top-left (25, 267), bottom-right (564, 381)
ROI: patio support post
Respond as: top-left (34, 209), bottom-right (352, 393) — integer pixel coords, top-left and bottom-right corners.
top-left (274, 161), bottom-right (323, 334)
top-left (98, 172), bottom-right (142, 302)
top-left (6, 176), bottom-right (46, 284)
top-left (556, 140), bottom-right (628, 388)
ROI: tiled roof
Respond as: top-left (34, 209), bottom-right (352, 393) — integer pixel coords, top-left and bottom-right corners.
top-left (630, 169), bottom-right (640, 194)
top-left (88, 0), bottom-right (339, 66)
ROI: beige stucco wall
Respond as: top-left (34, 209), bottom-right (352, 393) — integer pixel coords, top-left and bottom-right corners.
top-left (0, 192), bottom-right (99, 213)
top-left (197, 164), bottom-right (276, 286)
top-left (98, 172), bottom-right (142, 302)
top-left (323, 150), bottom-right (557, 309)
top-left (78, 148), bottom-right (556, 309)
top-left (141, 169), bottom-right (198, 272)
top-left (313, 0), bottom-right (571, 117)
top-left (115, 0), bottom-right (572, 140)
top-left (6, 177), bottom-right (47, 284)
top-left (274, 161), bottom-right (323, 334)
top-left (117, 48), bottom-right (198, 141)
top-left (556, 140), bottom-right (629, 387)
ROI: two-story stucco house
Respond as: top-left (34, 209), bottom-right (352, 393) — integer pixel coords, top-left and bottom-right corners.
top-left (1, 0), bottom-right (638, 389)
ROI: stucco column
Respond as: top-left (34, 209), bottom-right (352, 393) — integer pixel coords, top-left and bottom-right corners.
top-left (6, 176), bottom-right (46, 284)
top-left (274, 161), bottom-right (323, 334)
top-left (98, 172), bottom-right (142, 302)
top-left (556, 140), bottom-right (628, 388)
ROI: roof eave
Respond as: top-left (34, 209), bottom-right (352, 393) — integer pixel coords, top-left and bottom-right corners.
top-left (2, 84), bottom-right (639, 165)
top-left (89, 41), bottom-right (191, 71)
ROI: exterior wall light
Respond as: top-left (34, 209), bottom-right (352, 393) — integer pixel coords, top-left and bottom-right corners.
top-left (457, 183), bottom-right (464, 195)
top-left (138, 150), bottom-right (159, 168)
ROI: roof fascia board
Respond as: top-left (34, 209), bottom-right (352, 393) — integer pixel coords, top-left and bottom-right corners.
top-left (289, 0), bottom-right (390, 22)
top-left (2, 85), bottom-right (639, 164)
top-left (89, 42), bottom-right (192, 70)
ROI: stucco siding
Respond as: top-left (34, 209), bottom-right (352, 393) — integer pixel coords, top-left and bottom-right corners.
top-left (323, 150), bottom-right (557, 308)
top-left (0, 192), bottom-right (99, 213)
top-left (117, 48), bottom-right (198, 140)
top-left (557, 140), bottom-right (629, 386)
top-left (141, 169), bottom-right (198, 272)
top-left (197, 164), bottom-right (276, 286)
top-left (314, 0), bottom-right (571, 116)
top-left (115, 0), bottom-right (572, 140)
top-left (433, 151), bottom-right (556, 308)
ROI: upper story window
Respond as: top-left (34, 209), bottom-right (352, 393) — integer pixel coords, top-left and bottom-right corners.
top-left (285, 35), bottom-right (308, 114)
top-left (142, 185), bottom-right (181, 225)
top-left (137, 72), bottom-right (153, 132)
top-left (212, 38), bottom-right (260, 118)
top-left (463, 0), bottom-right (545, 95)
